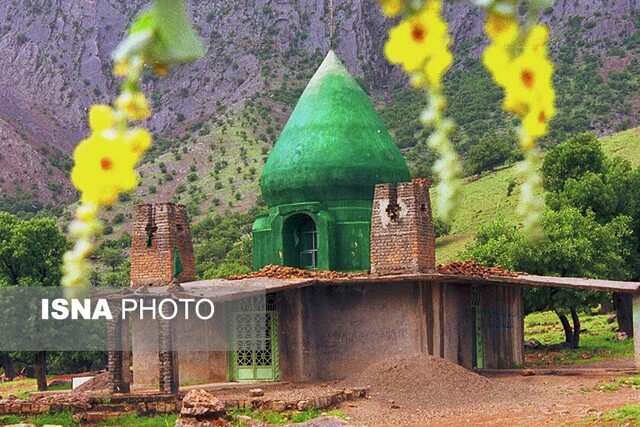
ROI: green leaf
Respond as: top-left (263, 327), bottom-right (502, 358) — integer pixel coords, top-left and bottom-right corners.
top-left (129, 10), bottom-right (155, 34)
top-left (150, 0), bottom-right (205, 64)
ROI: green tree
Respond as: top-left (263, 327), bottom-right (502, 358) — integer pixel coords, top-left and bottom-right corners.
top-left (541, 133), bottom-right (606, 193)
top-left (101, 247), bottom-right (125, 272)
top-left (433, 216), bottom-right (452, 238)
top-left (543, 135), bottom-right (640, 335)
top-left (0, 212), bottom-right (67, 390)
top-left (192, 208), bottom-right (262, 279)
top-left (464, 208), bottom-right (633, 348)
top-left (464, 135), bottom-right (514, 175)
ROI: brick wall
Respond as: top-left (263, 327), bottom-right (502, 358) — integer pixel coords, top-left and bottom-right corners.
top-left (130, 203), bottom-right (196, 287)
top-left (370, 179), bottom-right (436, 275)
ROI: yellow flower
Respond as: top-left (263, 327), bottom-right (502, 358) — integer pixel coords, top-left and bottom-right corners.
top-left (378, 0), bottom-right (403, 17)
top-left (385, 5), bottom-right (448, 73)
top-left (524, 25), bottom-right (550, 56)
top-left (115, 91), bottom-right (151, 121)
top-left (113, 60), bottom-right (130, 77)
top-left (88, 105), bottom-right (116, 132)
top-left (76, 203), bottom-right (98, 222)
top-left (71, 135), bottom-right (138, 206)
top-left (504, 52), bottom-right (553, 112)
top-left (483, 44), bottom-right (512, 88)
top-left (125, 128), bottom-right (152, 159)
top-left (485, 13), bottom-right (518, 45)
top-left (425, 47), bottom-right (453, 86)
top-left (523, 98), bottom-right (555, 137)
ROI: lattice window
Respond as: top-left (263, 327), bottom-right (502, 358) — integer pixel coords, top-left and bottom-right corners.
top-left (228, 294), bottom-right (279, 381)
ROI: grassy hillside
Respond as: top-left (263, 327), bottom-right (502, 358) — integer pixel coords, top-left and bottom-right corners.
top-left (435, 126), bottom-right (640, 264)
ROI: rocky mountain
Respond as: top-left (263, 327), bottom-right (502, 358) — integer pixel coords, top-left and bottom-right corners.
top-left (0, 0), bottom-right (639, 220)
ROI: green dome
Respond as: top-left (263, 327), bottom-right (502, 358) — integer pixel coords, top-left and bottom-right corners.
top-left (260, 51), bottom-right (410, 206)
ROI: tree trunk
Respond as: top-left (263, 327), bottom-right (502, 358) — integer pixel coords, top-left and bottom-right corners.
top-left (570, 308), bottom-right (581, 348)
top-left (34, 351), bottom-right (47, 391)
top-left (613, 293), bottom-right (633, 337)
top-left (5, 356), bottom-right (14, 381)
top-left (557, 311), bottom-right (573, 346)
top-left (0, 353), bottom-right (14, 380)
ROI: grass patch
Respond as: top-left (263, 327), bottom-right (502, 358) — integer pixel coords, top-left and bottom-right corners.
top-left (0, 378), bottom-right (71, 399)
top-left (0, 411), bottom-right (78, 426)
top-left (435, 165), bottom-right (520, 263)
top-left (601, 403), bottom-right (640, 426)
top-left (585, 376), bottom-right (640, 393)
top-left (0, 378), bottom-right (36, 390)
top-left (228, 407), bottom-right (347, 426)
top-left (600, 127), bottom-right (640, 168)
top-left (0, 378), bottom-right (37, 399)
top-left (96, 413), bottom-right (178, 426)
top-left (524, 310), bottom-right (633, 367)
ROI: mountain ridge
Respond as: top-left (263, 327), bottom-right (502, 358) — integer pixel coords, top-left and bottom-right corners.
top-left (0, 0), bottom-right (639, 220)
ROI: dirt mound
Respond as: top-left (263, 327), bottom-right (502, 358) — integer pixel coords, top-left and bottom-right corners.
top-left (345, 354), bottom-right (525, 412)
top-left (72, 371), bottom-right (110, 393)
top-left (437, 260), bottom-right (525, 278)
top-left (228, 265), bottom-right (364, 280)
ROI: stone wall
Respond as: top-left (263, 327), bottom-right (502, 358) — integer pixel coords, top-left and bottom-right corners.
top-left (370, 179), bottom-right (436, 275)
top-left (130, 203), bottom-right (196, 287)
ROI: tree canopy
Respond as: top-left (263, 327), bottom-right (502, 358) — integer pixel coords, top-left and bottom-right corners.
top-left (464, 208), bottom-right (632, 347)
top-left (465, 132), bottom-right (639, 348)
top-left (0, 212), bottom-right (67, 287)
top-left (0, 212), bottom-right (68, 390)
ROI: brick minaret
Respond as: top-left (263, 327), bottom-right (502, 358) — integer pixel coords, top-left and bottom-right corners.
top-left (370, 179), bottom-right (436, 275)
top-left (130, 203), bottom-right (196, 287)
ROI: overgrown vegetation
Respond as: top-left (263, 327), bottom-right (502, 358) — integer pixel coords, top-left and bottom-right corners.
top-left (228, 407), bottom-right (347, 426)
top-left (0, 411), bottom-right (77, 427)
top-left (192, 207), bottom-right (264, 278)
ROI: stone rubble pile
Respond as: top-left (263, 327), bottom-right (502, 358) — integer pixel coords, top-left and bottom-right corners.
top-left (175, 389), bottom-right (229, 427)
top-left (228, 265), bottom-right (361, 280)
top-left (436, 260), bottom-right (523, 278)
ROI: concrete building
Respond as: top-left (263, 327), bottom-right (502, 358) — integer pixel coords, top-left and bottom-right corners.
top-left (110, 51), bottom-right (640, 394)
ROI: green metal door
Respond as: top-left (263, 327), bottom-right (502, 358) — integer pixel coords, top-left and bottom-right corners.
top-left (229, 294), bottom-right (279, 382)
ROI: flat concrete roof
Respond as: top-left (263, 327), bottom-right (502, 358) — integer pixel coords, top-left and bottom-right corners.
top-left (106, 272), bottom-right (640, 302)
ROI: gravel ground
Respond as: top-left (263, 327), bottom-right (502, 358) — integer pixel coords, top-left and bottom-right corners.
top-left (336, 354), bottom-right (532, 425)
top-left (331, 355), bottom-right (640, 426)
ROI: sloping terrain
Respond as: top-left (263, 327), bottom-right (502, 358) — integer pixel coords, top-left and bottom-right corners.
top-left (436, 126), bottom-right (640, 263)
top-left (0, 0), bottom-right (639, 217)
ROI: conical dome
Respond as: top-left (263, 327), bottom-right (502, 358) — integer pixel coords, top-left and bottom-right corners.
top-left (260, 51), bottom-right (410, 206)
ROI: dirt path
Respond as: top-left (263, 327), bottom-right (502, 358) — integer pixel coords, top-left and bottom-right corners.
top-left (338, 371), bottom-right (640, 426)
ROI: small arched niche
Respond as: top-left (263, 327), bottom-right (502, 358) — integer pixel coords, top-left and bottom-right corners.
top-left (282, 214), bottom-right (318, 270)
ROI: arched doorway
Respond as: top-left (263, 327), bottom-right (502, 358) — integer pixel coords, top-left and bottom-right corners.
top-left (283, 214), bottom-right (318, 270)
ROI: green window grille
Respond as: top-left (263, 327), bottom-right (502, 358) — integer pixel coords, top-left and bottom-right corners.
top-left (299, 220), bottom-right (318, 270)
top-left (228, 294), bottom-right (279, 382)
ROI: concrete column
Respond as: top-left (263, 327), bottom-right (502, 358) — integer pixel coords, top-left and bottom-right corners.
top-left (158, 301), bottom-right (179, 394)
top-left (633, 293), bottom-right (640, 368)
top-left (107, 302), bottom-right (129, 393)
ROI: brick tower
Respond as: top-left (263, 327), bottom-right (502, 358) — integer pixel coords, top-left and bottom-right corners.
top-left (130, 203), bottom-right (196, 287)
top-left (370, 179), bottom-right (436, 275)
